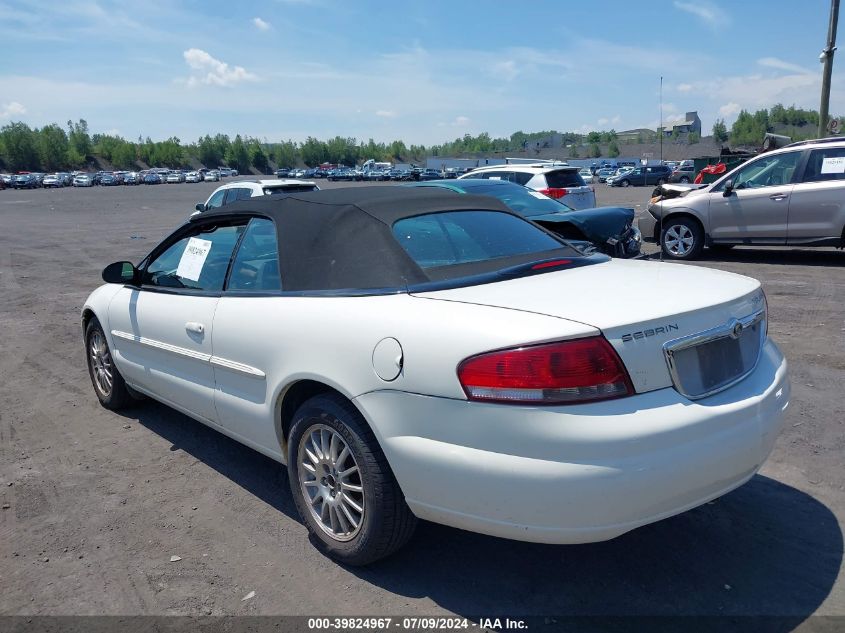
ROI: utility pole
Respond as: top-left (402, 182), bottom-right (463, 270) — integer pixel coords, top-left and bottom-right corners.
top-left (819, 0), bottom-right (840, 137)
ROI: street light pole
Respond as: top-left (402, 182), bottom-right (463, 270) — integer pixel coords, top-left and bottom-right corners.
top-left (819, 0), bottom-right (840, 138)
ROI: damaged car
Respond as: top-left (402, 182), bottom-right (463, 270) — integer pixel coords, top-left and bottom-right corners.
top-left (407, 178), bottom-right (642, 258)
top-left (640, 137), bottom-right (845, 259)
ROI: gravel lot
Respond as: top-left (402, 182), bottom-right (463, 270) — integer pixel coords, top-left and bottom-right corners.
top-left (1, 179), bottom-right (843, 627)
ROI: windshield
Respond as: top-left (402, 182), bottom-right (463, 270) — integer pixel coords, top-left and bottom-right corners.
top-left (458, 182), bottom-right (573, 217)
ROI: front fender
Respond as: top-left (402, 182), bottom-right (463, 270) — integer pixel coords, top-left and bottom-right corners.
top-left (533, 206), bottom-right (635, 242)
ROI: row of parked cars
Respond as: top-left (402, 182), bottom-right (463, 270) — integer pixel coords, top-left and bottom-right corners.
top-left (580, 161), bottom-right (695, 188)
top-left (0, 167), bottom-right (240, 190)
top-left (275, 166), bottom-right (463, 182)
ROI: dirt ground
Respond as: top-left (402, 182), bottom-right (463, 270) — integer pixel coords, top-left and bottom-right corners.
top-left (0, 179), bottom-right (843, 629)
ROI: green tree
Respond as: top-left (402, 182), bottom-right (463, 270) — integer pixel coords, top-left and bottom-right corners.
top-left (589, 143), bottom-right (602, 158)
top-left (569, 144), bottom-right (579, 158)
top-left (712, 119), bottom-right (729, 144)
top-left (226, 135), bottom-right (250, 171)
top-left (1, 122), bottom-right (40, 171)
top-left (688, 132), bottom-right (700, 144)
top-left (300, 136), bottom-right (328, 167)
top-left (249, 139), bottom-right (269, 173)
top-left (67, 119), bottom-right (92, 160)
top-left (586, 131), bottom-right (602, 144)
top-left (37, 124), bottom-right (69, 171)
top-left (607, 140), bottom-right (620, 157)
top-left (274, 140), bottom-right (298, 168)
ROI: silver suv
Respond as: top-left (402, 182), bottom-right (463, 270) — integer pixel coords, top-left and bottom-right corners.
top-left (639, 137), bottom-right (845, 259)
top-left (459, 163), bottom-right (596, 210)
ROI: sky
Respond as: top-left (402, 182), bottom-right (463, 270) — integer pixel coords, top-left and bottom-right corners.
top-left (1, 0), bottom-right (843, 145)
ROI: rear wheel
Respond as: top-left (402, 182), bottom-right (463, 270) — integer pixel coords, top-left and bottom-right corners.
top-left (679, 176), bottom-right (691, 183)
top-left (660, 217), bottom-right (704, 260)
top-left (287, 394), bottom-right (417, 565)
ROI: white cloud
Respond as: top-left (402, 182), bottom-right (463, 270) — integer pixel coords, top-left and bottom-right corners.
top-left (677, 83), bottom-right (693, 92)
top-left (490, 60), bottom-right (519, 81)
top-left (453, 116), bottom-right (471, 126)
top-left (673, 1), bottom-right (731, 28)
top-left (252, 17), bottom-right (271, 31)
top-left (375, 109), bottom-right (397, 118)
top-left (183, 48), bottom-right (258, 87)
top-left (757, 57), bottom-right (811, 75)
top-left (719, 102), bottom-right (741, 117)
top-left (0, 101), bottom-right (26, 119)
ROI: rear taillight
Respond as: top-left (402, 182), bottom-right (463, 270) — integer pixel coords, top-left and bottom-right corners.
top-left (538, 187), bottom-right (567, 199)
top-left (457, 337), bottom-right (634, 405)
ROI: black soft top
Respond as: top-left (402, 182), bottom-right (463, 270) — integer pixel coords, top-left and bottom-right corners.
top-left (192, 187), bottom-right (577, 293)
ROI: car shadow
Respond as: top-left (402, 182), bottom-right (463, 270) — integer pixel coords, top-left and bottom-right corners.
top-left (121, 402), bottom-right (841, 629)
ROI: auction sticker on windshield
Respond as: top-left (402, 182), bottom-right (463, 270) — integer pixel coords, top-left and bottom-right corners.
top-left (176, 237), bottom-right (212, 281)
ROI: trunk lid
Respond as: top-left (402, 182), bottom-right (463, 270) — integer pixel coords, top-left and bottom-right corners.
top-left (412, 259), bottom-right (765, 394)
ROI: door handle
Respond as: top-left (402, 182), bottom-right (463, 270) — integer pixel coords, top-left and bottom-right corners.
top-left (769, 194), bottom-right (788, 201)
top-left (185, 322), bottom-right (205, 334)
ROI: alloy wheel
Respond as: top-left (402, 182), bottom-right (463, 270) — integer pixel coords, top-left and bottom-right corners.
top-left (664, 224), bottom-right (695, 257)
top-left (89, 330), bottom-right (113, 397)
top-left (297, 424), bottom-right (365, 541)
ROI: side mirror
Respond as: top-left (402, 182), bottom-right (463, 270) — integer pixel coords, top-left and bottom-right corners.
top-left (722, 179), bottom-right (734, 196)
top-left (195, 202), bottom-right (206, 212)
top-left (102, 261), bottom-right (138, 285)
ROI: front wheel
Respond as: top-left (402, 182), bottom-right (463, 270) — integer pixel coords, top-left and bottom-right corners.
top-left (656, 178), bottom-right (666, 185)
top-left (660, 217), bottom-right (704, 260)
top-left (85, 318), bottom-right (133, 409)
top-left (287, 394), bottom-right (417, 565)
top-left (620, 179), bottom-right (630, 187)
top-left (679, 176), bottom-right (691, 183)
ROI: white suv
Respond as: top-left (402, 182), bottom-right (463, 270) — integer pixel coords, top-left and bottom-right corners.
top-left (195, 179), bottom-right (319, 214)
top-left (459, 163), bottom-right (596, 209)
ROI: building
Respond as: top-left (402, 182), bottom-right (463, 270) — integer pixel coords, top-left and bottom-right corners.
top-left (662, 111), bottom-right (702, 137)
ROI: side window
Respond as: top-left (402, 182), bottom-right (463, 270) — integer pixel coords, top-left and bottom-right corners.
top-left (732, 151), bottom-right (801, 190)
top-left (143, 223), bottom-right (245, 291)
top-left (227, 218), bottom-right (281, 292)
top-left (802, 147), bottom-right (845, 183)
top-left (223, 188), bottom-right (248, 205)
top-left (480, 171), bottom-right (505, 180)
top-left (206, 190), bottom-right (226, 209)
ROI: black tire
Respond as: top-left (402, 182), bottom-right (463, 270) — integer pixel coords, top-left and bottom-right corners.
top-left (287, 394), bottom-right (417, 565)
top-left (656, 178), bottom-right (666, 185)
top-left (679, 176), bottom-right (691, 183)
top-left (84, 318), bottom-right (133, 410)
top-left (620, 179), bottom-right (630, 187)
top-left (660, 216), bottom-right (704, 260)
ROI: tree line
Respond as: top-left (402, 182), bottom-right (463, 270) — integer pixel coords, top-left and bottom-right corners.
top-left (0, 105), bottom-right (837, 172)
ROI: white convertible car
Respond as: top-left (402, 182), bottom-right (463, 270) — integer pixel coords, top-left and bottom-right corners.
top-left (83, 188), bottom-right (790, 565)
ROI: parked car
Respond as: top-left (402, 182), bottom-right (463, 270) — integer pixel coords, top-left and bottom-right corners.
top-left (418, 168), bottom-right (442, 181)
top-left (460, 163), bottom-right (596, 210)
top-left (203, 171), bottom-right (220, 182)
top-left (42, 173), bottom-right (63, 188)
top-left (596, 167), bottom-right (616, 183)
top-left (83, 186), bottom-right (789, 565)
top-left (123, 172), bottom-right (141, 185)
top-left (166, 172), bottom-right (185, 184)
top-left (579, 168), bottom-right (594, 183)
top-left (407, 178), bottom-right (641, 258)
top-left (73, 174), bottom-right (94, 187)
top-left (607, 165), bottom-right (672, 187)
top-left (195, 179), bottom-right (320, 214)
top-left (100, 173), bottom-right (120, 186)
top-left (58, 172), bottom-right (73, 186)
top-left (143, 173), bottom-right (163, 185)
top-left (640, 137), bottom-right (845, 259)
top-left (184, 172), bottom-right (201, 183)
top-left (12, 173), bottom-right (38, 189)
top-left (275, 168), bottom-right (291, 178)
top-left (669, 164), bottom-right (696, 183)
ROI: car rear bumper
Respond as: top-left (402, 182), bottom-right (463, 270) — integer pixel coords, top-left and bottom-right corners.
top-left (354, 339), bottom-right (789, 544)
